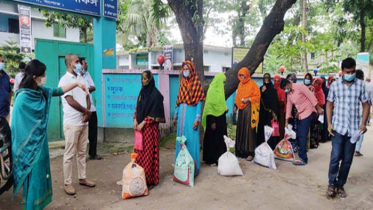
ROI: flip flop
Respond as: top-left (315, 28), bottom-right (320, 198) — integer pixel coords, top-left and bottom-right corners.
top-left (292, 160), bottom-right (307, 166)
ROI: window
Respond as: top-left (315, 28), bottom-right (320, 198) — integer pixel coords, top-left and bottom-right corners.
top-left (8, 18), bottom-right (19, 34)
top-left (53, 23), bottom-right (66, 38)
top-left (311, 52), bottom-right (315, 60)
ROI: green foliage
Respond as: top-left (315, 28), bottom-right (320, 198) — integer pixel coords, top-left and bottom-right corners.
top-left (0, 39), bottom-right (25, 78)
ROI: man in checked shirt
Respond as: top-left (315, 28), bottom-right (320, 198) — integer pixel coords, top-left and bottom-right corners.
top-left (326, 58), bottom-right (370, 199)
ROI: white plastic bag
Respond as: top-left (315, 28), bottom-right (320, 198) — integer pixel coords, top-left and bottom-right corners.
top-left (274, 125), bottom-right (296, 161)
top-left (218, 136), bottom-right (243, 176)
top-left (253, 126), bottom-right (277, 169)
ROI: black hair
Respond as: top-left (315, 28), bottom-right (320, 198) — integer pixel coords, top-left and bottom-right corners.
top-left (19, 62), bottom-right (26, 69)
top-left (280, 78), bottom-right (290, 89)
top-left (341, 58), bottom-right (356, 70)
top-left (19, 59), bottom-right (46, 89)
top-left (356, 69), bottom-right (364, 80)
top-left (79, 57), bottom-right (86, 64)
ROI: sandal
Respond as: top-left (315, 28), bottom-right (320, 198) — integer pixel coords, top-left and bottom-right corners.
top-left (354, 151), bottom-right (363, 157)
top-left (292, 159), bottom-right (307, 166)
top-left (326, 185), bottom-right (336, 198)
top-left (337, 186), bottom-right (347, 198)
top-left (246, 156), bottom-right (254, 161)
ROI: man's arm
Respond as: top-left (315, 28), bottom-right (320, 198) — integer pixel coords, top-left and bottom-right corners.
top-left (285, 96), bottom-right (293, 127)
top-left (86, 94), bottom-right (91, 110)
top-left (65, 95), bottom-right (89, 114)
top-left (89, 86), bottom-right (96, 93)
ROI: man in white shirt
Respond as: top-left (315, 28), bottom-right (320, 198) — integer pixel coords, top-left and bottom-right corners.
top-left (58, 54), bottom-right (95, 196)
top-left (365, 78), bottom-right (373, 125)
top-left (79, 58), bottom-right (101, 160)
top-left (14, 62), bottom-right (26, 92)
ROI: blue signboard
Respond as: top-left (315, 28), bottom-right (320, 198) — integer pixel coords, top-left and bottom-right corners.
top-left (13, 0), bottom-right (101, 16)
top-left (103, 0), bottom-right (117, 19)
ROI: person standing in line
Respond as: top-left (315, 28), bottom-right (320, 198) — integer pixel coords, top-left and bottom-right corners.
top-left (14, 62), bottom-right (26, 92)
top-left (79, 58), bottom-right (102, 160)
top-left (173, 61), bottom-right (205, 176)
top-left (364, 77), bottom-right (373, 126)
top-left (320, 76), bottom-right (330, 143)
top-left (235, 67), bottom-right (261, 161)
top-left (281, 79), bottom-right (324, 166)
top-left (310, 78), bottom-right (325, 149)
top-left (0, 54), bottom-right (12, 123)
top-left (274, 75), bottom-right (286, 140)
top-left (202, 73), bottom-right (228, 166)
top-left (326, 58), bottom-right (370, 198)
top-left (304, 73), bottom-right (314, 92)
top-left (58, 54), bottom-right (95, 196)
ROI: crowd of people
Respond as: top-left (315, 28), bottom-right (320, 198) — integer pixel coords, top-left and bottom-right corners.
top-left (0, 54), bottom-right (372, 209)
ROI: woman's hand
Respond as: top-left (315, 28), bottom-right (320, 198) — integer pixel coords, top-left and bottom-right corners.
top-left (193, 120), bottom-right (199, 130)
top-left (173, 118), bottom-right (177, 127)
top-left (137, 121), bottom-right (145, 131)
top-left (211, 123), bottom-right (216, 131)
top-left (133, 119), bottom-right (138, 130)
top-left (261, 86), bottom-right (267, 92)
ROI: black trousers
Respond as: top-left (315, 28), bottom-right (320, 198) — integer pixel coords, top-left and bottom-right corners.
top-left (88, 111), bottom-right (98, 157)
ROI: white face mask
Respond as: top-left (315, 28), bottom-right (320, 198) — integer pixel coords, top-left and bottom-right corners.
top-left (0, 62), bottom-right (5, 70)
top-left (37, 76), bottom-right (47, 87)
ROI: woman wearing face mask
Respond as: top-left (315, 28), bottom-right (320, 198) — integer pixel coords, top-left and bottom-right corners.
top-left (134, 70), bottom-right (165, 188)
top-left (173, 61), bottom-right (205, 176)
top-left (310, 78), bottom-right (325, 149)
top-left (11, 60), bottom-right (87, 210)
top-left (235, 67), bottom-right (261, 161)
top-left (274, 75), bottom-right (286, 140)
top-left (257, 73), bottom-right (279, 150)
top-left (304, 73), bottom-right (314, 92)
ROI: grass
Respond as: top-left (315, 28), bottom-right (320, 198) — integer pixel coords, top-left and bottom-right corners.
top-left (96, 142), bottom-right (134, 155)
top-left (160, 133), bottom-right (176, 149)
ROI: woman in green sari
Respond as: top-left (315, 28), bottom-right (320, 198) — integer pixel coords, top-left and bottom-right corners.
top-left (11, 60), bottom-right (87, 210)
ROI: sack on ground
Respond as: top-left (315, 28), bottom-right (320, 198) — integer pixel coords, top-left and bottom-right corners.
top-left (253, 126), bottom-right (277, 169)
top-left (173, 136), bottom-right (195, 187)
top-left (122, 153), bottom-right (149, 199)
top-left (274, 125), bottom-right (296, 161)
top-left (218, 136), bottom-right (243, 176)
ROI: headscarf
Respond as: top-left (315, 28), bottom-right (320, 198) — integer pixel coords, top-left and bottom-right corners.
top-left (327, 75), bottom-right (334, 88)
top-left (313, 77), bottom-right (325, 106)
top-left (202, 73), bottom-right (228, 130)
top-left (136, 70), bottom-right (165, 123)
top-left (176, 61), bottom-right (205, 107)
top-left (304, 73), bottom-right (314, 92)
top-left (260, 73), bottom-right (279, 119)
top-left (274, 75), bottom-right (286, 104)
top-left (286, 73), bottom-right (297, 83)
top-left (235, 67), bottom-right (261, 128)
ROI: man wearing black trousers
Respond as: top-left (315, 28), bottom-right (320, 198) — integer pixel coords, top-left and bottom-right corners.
top-left (79, 58), bottom-right (102, 160)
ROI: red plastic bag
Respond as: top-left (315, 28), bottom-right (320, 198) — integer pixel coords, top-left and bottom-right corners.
top-left (271, 120), bottom-right (280, 137)
top-left (134, 130), bottom-right (143, 151)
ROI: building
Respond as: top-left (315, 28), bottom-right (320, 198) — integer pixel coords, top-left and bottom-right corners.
top-left (0, 1), bottom-right (80, 51)
top-left (116, 44), bottom-right (232, 72)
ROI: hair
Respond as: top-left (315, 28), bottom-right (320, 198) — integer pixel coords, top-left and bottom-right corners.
top-left (280, 78), bottom-right (290, 89)
top-left (19, 59), bottom-right (46, 89)
top-left (19, 62), bottom-right (26, 69)
top-left (79, 57), bottom-right (86, 65)
top-left (341, 58), bottom-right (356, 70)
top-left (356, 69), bottom-right (364, 80)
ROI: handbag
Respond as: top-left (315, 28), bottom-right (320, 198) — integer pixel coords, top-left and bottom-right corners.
top-left (134, 130), bottom-right (143, 150)
top-left (271, 120), bottom-right (280, 137)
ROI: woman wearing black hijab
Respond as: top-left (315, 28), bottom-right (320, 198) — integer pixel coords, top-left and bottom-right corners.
top-left (257, 73), bottom-right (279, 149)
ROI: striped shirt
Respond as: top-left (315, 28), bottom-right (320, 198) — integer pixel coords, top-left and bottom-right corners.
top-left (286, 83), bottom-right (318, 120)
top-left (327, 77), bottom-right (369, 136)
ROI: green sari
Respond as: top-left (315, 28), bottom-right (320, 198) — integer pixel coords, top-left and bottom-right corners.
top-left (11, 87), bottom-right (63, 210)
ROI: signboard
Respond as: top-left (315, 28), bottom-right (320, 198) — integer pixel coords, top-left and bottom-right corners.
top-left (14, 0), bottom-right (101, 16)
top-left (136, 54), bottom-right (148, 66)
top-left (163, 45), bottom-right (173, 71)
top-left (104, 0), bottom-right (118, 19)
top-left (232, 47), bottom-right (263, 74)
top-left (18, 5), bottom-right (32, 53)
top-left (103, 74), bottom-right (159, 128)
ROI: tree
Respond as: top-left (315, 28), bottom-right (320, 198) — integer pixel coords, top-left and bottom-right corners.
top-left (0, 39), bottom-right (25, 77)
top-left (41, 11), bottom-right (93, 43)
top-left (301, 0), bottom-right (308, 73)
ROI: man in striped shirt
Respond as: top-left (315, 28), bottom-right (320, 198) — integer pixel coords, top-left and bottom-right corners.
top-left (280, 79), bottom-right (324, 166)
top-left (326, 58), bottom-right (370, 199)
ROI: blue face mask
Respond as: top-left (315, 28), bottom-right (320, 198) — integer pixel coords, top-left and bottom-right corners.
top-left (285, 88), bottom-right (291, 93)
top-left (183, 70), bottom-right (190, 78)
top-left (74, 63), bottom-right (82, 74)
top-left (0, 63), bottom-right (5, 70)
top-left (344, 73), bottom-right (356, 82)
top-left (304, 79), bottom-right (311, 85)
top-left (82, 70), bottom-right (87, 75)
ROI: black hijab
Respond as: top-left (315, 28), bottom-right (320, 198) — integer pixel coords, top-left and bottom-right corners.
top-left (136, 70), bottom-right (165, 123)
top-left (260, 73), bottom-right (279, 116)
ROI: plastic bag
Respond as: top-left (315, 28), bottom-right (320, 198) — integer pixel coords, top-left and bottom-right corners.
top-left (274, 125), bottom-right (296, 161)
top-left (122, 153), bottom-right (149, 199)
top-left (218, 136), bottom-right (243, 176)
top-left (173, 136), bottom-right (195, 187)
top-left (253, 126), bottom-right (277, 169)
top-left (271, 120), bottom-right (280, 137)
top-left (134, 130), bottom-right (143, 151)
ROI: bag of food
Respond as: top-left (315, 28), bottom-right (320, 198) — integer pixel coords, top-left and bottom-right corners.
top-left (134, 130), bottom-right (143, 151)
top-left (274, 125), bottom-right (296, 161)
top-left (122, 153), bottom-right (149, 199)
top-left (173, 136), bottom-right (195, 187)
top-left (218, 136), bottom-right (243, 176)
top-left (253, 126), bottom-right (277, 169)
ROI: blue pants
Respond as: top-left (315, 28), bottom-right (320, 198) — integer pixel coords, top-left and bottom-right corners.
top-left (328, 132), bottom-right (356, 187)
top-left (297, 112), bottom-right (315, 163)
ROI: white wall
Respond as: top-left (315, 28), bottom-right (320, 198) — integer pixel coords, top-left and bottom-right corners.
top-left (204, 49), bottom-right (231, 72)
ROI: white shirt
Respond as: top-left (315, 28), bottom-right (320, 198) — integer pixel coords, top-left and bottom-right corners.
top-left (14, 72), bottom-right (24, 92)
top-left (365, 82), bottom-right (373, 102)
top-left (82, 71), bottom-right (96, 112)
top-left (58, 71), bottom-right (88, 126)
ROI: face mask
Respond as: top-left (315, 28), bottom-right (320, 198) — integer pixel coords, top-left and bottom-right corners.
top-left (74, 63), bottom-right (82, 74)
top-left (0, 63), bottom-right (5, 70)
top-left (183, 70), bottom-right (190, 78)
top-left (82, 70), bottom-right (87, 75)
top-left (37, 76), bottom-right (47, 87)
top-left (344, 73), bottom-right (356, 82)
top-left (285, 88), bottom-right (291, 93)
top-left (304, 79), bottom-right (311, 85)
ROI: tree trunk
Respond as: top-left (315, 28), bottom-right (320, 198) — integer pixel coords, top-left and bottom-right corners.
top-left (301, 0), bottom-right (308, 73)
top-left (82, 28), bottom-right (88, 43)
top-left (360, 9), bottom-right (366, 52)
top-left (224, 0), bottom-right (297, 99)
top-left (168, 0), bottom-right (205, 83)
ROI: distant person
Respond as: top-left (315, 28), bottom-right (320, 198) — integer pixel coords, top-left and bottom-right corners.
top-left (365, 77), bottom-right (373, 126)
top-left (304, 73), bottom-right (314, 92)
top-left (0, 54), bottom-right (12, 123)
top-left (274, 75), bottom-right (286, 139)
top-left (202, 73), bottom-right (228, 165)
top-left (14, 62), bottom-right (26, 92)
top-left (134, 70), bottom-right (165, 189)
top-left (11, 59), bottom-right (87, 210)
top-left (58, 54), bottom-right (95, 196)
top-left (326, 58), bottom-right (370, 198)
top-left (79, 58), bottom-right (102, 160)
top-left (310, 78), bottom-right (325, 149)
top-left (235, 67), bottom-right (261, 161)
top-left (320, 76), bottom-right (331, 143)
